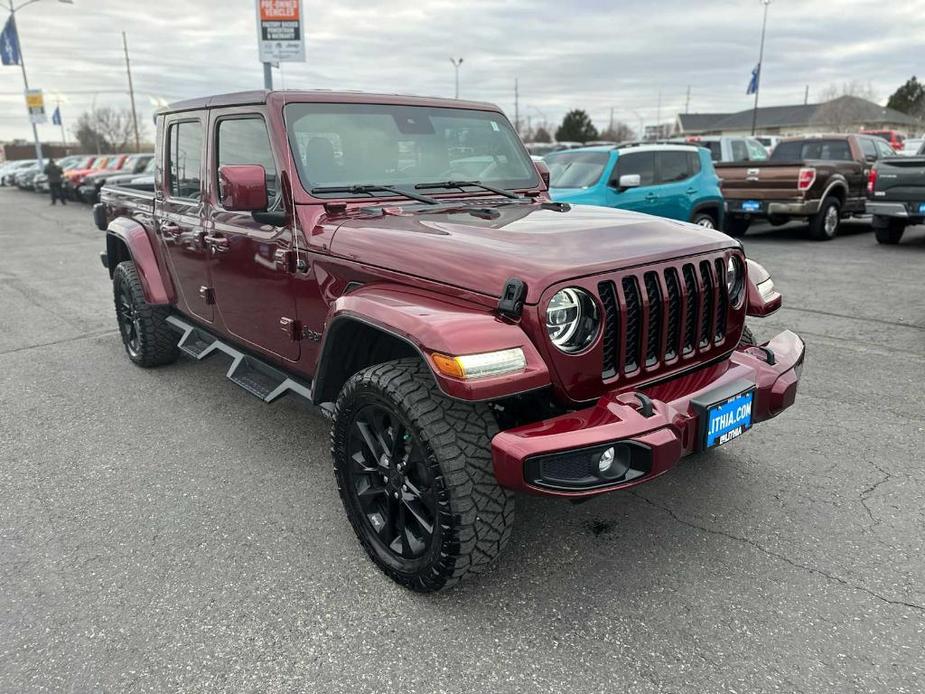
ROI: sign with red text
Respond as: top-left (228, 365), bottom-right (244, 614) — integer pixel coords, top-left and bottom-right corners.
top-left (256, 0), bottom-right (305, 63)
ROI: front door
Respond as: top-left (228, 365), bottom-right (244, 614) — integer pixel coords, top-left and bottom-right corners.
top-left (157, 115), bottom-right (212, 322)
top-left (607, 151), bottom-right (658, 214)
top-left (207, 113), bottom-right (300, 362)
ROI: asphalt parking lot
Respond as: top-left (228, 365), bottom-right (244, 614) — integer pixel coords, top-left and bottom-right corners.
top-left (1, 188), bottom-right (923, 693)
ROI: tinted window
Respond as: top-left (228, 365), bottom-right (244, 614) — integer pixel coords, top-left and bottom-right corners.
top-left (770, 139), bottom-right (852, 162)
top-left (167, 121), bottom-right (203, 199)
top-left (859, 138), bottom-right (877, 160)
top-left (657, 151), bottom-right (692, 183)
top-left (688, 151), bottom-right (702, 174)
top-left (731, 140), bottom-right (749, 162)
top-left (614, 151), bottom-right (655, 186)
top-left (546, 150), bottom-right (610, 188)
top-left (217, 117), bottom-right (279, 201)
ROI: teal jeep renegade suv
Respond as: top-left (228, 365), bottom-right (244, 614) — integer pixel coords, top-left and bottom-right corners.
top-left (547, 143), bottom-right (724, 229)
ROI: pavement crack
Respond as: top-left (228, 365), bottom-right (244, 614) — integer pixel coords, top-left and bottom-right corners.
top-left (858, 461), bottom-right (893, 526)
top-left (784, 305), bottom-right (925, 331)
top-left (629, 491), bottom-right (925, 614)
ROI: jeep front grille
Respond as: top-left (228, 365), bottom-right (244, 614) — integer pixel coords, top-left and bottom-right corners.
top-left (597, 253), bottom-right (734, 381)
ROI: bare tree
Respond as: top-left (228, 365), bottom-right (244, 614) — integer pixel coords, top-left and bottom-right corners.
top-left (812, 82), bottom-right (878, 133)
top-left (599, 122), bottom-right (636, 143)
top-left (73, 107), bottom-right (146, 153)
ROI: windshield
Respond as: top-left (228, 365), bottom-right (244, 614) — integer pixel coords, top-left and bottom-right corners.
top-left (284, 102), bottom-right (537, 195)
top-left (545, 150), bottom-right (610, 188)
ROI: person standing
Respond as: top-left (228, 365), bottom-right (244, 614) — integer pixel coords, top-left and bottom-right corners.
top-left (45, 158), bottom-right (65, 205)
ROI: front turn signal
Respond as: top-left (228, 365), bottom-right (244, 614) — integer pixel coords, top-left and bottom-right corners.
top-left (431, 348), bottom-right (526, 380)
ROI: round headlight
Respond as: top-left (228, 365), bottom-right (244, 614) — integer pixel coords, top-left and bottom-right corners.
top-left (546, 288), bottom-right (599, 353)
top-left (726, 256), bottom-right (745, 307)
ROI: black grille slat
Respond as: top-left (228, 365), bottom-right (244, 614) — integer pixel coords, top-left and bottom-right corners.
top-left (622, 277), bottom-right (641, 373)
top-left (714, 258), bottom-right (728, 341)
top-left (594, 254), bottom-right (733, 380)
top-left (644, 272), bottom-right (662, 367)
top-left (599, 281), bottom-right (619, 379)
top-left (665, 269), bottom-right (682, 360)
top-left (699, 261), bottom-right (714, 347)
top-left (682, 264), bottom-right (699, 353)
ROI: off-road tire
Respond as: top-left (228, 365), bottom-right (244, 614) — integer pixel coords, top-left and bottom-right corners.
top-left (739, 325), bottom-right (757, 347)
top-left (331, 358), bottom-right (515, 592)
top-left (725, 217), bottom-right (750, 237)
top-left (809, 196), bottom-right (841, 241)
top-left (112, 261), bottom-right (179, 367)
top-left (874, 219), bottom-right (905, 245)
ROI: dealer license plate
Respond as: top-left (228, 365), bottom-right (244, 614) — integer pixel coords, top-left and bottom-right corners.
top-left (704, 389), bottom-right (754, 449)
top-left (741, 200), bottom-right (761, 213)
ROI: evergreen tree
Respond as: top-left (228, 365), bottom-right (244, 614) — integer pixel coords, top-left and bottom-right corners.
top-left (555, 110), bottom-right (599, 143)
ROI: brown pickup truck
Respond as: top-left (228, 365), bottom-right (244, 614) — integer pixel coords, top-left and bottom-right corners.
top-left (717, 134), bottom-right (894, 240)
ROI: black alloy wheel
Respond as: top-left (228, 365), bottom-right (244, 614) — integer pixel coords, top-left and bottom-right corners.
top-left (345, 402), bottom-right (437, 562)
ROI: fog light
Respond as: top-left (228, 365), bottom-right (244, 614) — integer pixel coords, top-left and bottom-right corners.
top-left (598, 447), bottom-right (615, 473)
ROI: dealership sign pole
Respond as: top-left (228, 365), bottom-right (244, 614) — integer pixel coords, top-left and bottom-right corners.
top-left (256, 0), bottom-right (305, 90)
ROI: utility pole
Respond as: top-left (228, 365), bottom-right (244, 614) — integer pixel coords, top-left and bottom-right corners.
top-left (122, 31), bottom-right (140, 153)
top-left (609, 107), bottom-right (614, 133)
top-left (263, 63), bottom-right (272, 90)
top-left (514, 77), bottom-right (519, 135)
top-left (750, 0), bottom-right (772, 136)
top-left (685, 85), bottom-right (691, 114)
top-left (804, 84), bottom-right (809, 105)
top-left (450, 58), bottom-right (463, 99)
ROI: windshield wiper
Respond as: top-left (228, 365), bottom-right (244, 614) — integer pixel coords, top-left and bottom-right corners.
top-left (414, 180), bottom-right (523, 200)
top-left (310, 184), bottom-right (439, 205)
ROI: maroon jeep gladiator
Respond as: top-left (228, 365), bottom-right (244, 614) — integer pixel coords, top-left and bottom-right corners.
top-left (95, 90), bottom-right (804, 592)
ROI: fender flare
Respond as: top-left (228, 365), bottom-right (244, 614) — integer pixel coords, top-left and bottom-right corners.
top-left (312, 284), bottom-right (551, 403)
top-left (819, 176), bottom-right (848, 204)
top-left (105, 218), bottom-right (174, 305)
top-left (688, 198), bottom-right (724, 226)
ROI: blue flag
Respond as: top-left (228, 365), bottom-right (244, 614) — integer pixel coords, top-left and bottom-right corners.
top-left (1, 14), bottom-right (20, 66)
top-left (746, 64), bottom-right (760, 95)
top-left (52, 106), bottom-right (61, 125)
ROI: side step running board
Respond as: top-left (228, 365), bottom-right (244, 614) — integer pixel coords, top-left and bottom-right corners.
top-left (166, 315), bottom-right (314, 405)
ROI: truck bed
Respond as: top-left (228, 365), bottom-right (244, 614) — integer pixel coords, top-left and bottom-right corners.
top-left (716, 160), bottom-right (812, 201)
top-left (872, 156), bottom-right (925, 201)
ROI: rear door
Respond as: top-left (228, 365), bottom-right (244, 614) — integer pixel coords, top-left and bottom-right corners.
top-left (607, 151), bottom-right (657, 213)
top-left (207, 111), bottom-right (300, 361)
top-left (652, 150), bottom-right (696, 221)
top-left (157, 114), bottom-right (213, 323)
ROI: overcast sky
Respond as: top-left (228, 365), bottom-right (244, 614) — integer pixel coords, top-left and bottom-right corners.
top-left (1, 0), bottom-right (924, 143)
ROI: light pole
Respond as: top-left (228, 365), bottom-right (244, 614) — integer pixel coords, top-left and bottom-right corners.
top-left (2, 0), bottom-right (73, 165)
top-left (750, 0), bottom-right (772, 136)
top-left (449, 57), bottom-right (463, 99)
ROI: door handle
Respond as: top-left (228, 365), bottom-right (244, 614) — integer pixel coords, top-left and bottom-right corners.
top-left (204, 234), bottom-right (230, 253)
top-left (645, 193), bottom-right (658, 201)
top-left (686, 188), bottom-right (697, 195)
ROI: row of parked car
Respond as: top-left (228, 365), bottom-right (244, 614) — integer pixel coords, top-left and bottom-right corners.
top-left (0, 152), bottom-right (154, 203)
top-left (541, 132), bottom-right (924, 243)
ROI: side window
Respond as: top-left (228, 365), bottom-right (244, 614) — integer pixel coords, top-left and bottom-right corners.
top-left (731, 140), bottom-right (749, 162)
top-left (613, 152), bottom-right (655, 187)
top-left (656, 151), bottom-right (691, 184)
top-left (688, 151), bottom-right (702, 174)
top-left (859, 138), bottom-right (877, 160)
top-left (706, 142), bottom-right (722, 161)
top-left (217, 117), bottom-right (279, 203)
top-left (167, 121), bottom-right (203, 199)
top-left (874, 139), bottom-right (894, 159)
top-left (746, 139), bottom-right (769, 161)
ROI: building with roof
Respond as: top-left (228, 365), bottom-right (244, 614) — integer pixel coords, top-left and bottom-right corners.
top-left (675, 96), bottom-right (919, 137)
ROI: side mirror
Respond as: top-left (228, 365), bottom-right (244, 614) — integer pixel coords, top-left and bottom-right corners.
top-left (218, 164), bottom-right (268, 211)
top-left (614, 173), bottom-right (641, 190)
top-left (533, 159), bottom-right (550, 189)
top-left (865, 154), bottom-right (878, 163)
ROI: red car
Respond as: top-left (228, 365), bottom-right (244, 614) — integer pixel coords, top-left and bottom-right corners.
top-left (64, 155), bottom-right (124, 198)
top-left (861, 129), bottom-right (906, 152)
top-left (96, 90), bottom-right (804, 592)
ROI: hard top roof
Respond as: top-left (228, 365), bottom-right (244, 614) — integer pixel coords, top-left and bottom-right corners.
top-left (160, 89), bottom-right (501, 116)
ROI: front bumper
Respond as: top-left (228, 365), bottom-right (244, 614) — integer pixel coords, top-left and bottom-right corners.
top-left (492, 330), bottom-right (805, 498)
